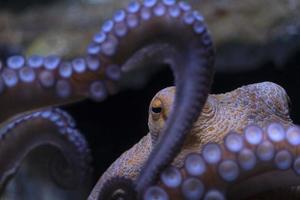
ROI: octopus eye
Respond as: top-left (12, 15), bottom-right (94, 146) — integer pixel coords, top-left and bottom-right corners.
top-left (150, 98), bottom-right (163, 121)
top-left (151, 106), bottom-right (162, 114)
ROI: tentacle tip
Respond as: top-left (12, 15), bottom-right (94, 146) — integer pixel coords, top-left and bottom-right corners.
top-left (98, 177), bottom-right (137, 200)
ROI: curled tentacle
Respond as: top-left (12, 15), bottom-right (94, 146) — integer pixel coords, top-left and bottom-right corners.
top-left (103, 0), bottom-right (214, 195)
top-left (145, 122), bottom-right (300, 200)
top-left (0, 0), bottom-right (214, 125)
top-left (1, 0), bottom-right (213, 197)
top-left (76, 0), bottom-right (214, 198)
top-left (98, 177), bottom-right (136, 200)
top-left (0, 108), bottom-right (92, 192)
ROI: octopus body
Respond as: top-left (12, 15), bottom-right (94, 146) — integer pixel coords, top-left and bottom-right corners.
top-left (0, 0), bottom-right (214, 199)
top-left (91, 82), bottom-right (300, 200)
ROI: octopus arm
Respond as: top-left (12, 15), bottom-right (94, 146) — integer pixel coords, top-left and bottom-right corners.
top-left (0, 57), bottom-right (87, 122)
top-left (0, 108), bottom-right (92, 190)
top-left (0, 0), bottom-right (214, 197)
top-left (147, 123), bottom-right (300, 200)
top-left (96, 1), bottom-right (215, 195)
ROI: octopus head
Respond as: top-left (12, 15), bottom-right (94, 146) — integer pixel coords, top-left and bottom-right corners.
top-left (148, 86), bottom-right (215, 146)
top-left (148, 86), bottom-right (174, 142)
top-left (148, 82), bottom-right (292, 149)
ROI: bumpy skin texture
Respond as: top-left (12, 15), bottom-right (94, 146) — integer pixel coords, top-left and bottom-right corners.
top-left (0, 0), bottom-right (215, 197)
top-left (89, 82), bottom-right (296, 199)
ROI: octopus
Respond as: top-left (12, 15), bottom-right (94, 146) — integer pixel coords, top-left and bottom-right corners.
top-left (0, 0), bottom-right (299, 199)
top-left (91, 82), bottom-right (300, 200)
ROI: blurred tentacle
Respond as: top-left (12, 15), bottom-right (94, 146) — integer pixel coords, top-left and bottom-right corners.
top-left (0, 108), bottom-right (92, 190)
top-left (91, 0), bottom-right (214, 196)
top-left (1, 0), bottom-right (214, 198)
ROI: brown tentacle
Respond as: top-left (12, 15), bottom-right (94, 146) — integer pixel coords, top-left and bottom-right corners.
top-left (145, 122), bottom-right (300, 200)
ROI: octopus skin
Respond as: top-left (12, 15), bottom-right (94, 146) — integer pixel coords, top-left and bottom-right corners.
top-left (0, 0), bottom-right (215, 198)
top-left (90, 82), bottom-right (300, 200)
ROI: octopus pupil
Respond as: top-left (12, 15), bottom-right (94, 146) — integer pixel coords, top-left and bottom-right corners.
top-left (152, 107), bottom-right (162, 113)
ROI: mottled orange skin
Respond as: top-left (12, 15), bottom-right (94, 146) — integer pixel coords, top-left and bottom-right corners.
top-left (89, 82), bottom-right (292, 199)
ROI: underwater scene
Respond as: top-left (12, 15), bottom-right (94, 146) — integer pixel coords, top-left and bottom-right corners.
top-left (0, 0), bottom-right (300, 199)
